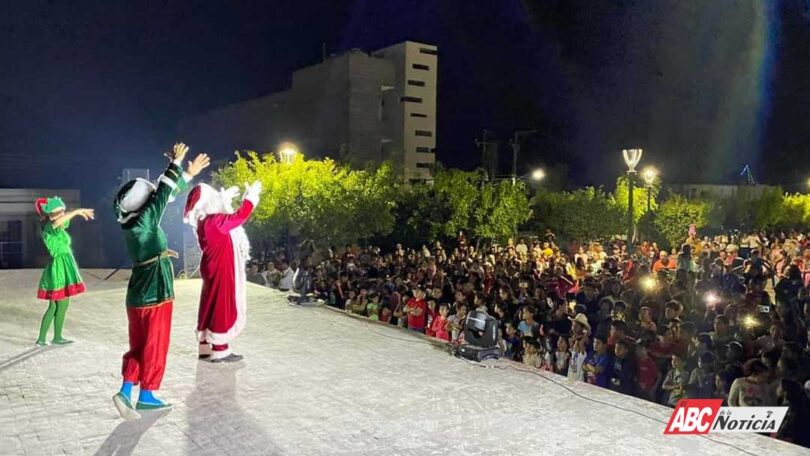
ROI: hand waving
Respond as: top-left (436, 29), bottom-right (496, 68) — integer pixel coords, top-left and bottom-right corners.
top-left (220, 186), bottom-right (240, 202)
top-left (244, 180), bottom-right (262, 203)
top-left (169, 143), bottom-right (189, 162)
top-left (186, 153), bottom-right (211, 177)
top-left (76, 208), bottom-right (95, 221)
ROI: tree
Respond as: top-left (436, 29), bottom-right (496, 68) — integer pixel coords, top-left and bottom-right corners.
top-left (613, 175), bottom-right (659, 223)
top-left (471, 179), bottom-right (532, 241)
top-left (388, 168), bottom-right (531, 247)
top-left (212, 152), bottom-right (396, 247)
top-left (530, 187), bottom-right (623, 244)
top-left (653, 195), bottom-right (709, 249)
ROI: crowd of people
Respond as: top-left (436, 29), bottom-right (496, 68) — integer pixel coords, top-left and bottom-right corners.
top-left (247, 230), bottom-right (810, 447)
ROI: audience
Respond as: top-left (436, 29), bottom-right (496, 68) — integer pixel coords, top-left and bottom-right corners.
top-left (246, 229), bottom-right (810, 447)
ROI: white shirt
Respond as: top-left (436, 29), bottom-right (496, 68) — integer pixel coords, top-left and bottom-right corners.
top-left (278, 267), bottom-right (294, 290)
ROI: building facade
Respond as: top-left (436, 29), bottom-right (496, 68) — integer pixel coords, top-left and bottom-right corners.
top-left (0, 189), bottom-right (81, 269)
top-left (178, 41), bottom-right (438, 182)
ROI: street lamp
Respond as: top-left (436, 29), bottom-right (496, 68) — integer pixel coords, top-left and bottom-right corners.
top-left (622, 148), bottom-right (643, 252)
top-left (530, 168), bottom-right (546, 182)
top-left (278, 142), bottom-right (299, 164)
top-left (641, 166), bottom-right (658, 213)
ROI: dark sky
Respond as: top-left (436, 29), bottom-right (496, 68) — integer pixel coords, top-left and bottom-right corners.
top-left (3, 0), bottom-right (810, 200)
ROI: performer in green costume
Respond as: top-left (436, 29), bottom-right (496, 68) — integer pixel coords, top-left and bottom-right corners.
top-left (111, 143), bottom-right (210, 420)
top-left (34, 197), bottom-right (94, 346)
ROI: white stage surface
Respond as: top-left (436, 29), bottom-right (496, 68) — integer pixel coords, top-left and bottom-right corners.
top-left (0, 270), bottom-right (806, 456)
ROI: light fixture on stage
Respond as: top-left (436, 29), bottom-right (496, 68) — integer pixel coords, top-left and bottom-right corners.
top-left (455, 310), bottom-right (501, 362)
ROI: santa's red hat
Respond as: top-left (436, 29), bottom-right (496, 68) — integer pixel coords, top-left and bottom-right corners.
top-left (184, 183), bottom-right (217, 225)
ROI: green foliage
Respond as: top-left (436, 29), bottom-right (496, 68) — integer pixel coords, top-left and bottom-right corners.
top-left (391, 169), bottom-right (531, 246)
top-left (471, 179), bottom-right (532, 241)
top-left (653, 195), bottom-right (709, 249)
top-left (613, 175), bottom-right (659, 222)
top-left (530, 187), bottom-right (623, 243)
top-left (212, 152), bottom-right (396, 247)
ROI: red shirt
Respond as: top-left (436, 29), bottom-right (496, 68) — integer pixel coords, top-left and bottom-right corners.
top-left (425, 308), bottom-right (438, 337)
top-left (637, 357), bottom-right (658, 390)
top-left (407, 298), bottom-right (427, 330)
top-left (431, 315), bottom-right (450, 341)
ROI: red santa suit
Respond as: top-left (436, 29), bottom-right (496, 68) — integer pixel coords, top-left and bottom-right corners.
top-left (184, 182), bottom-right (261, 361)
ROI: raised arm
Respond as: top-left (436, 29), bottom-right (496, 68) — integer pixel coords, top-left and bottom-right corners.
top-left (214, 181), bottom-right (261, 233)
top-left (51, 208), bottom-right (95, 229)
top-left (147, 143), bottom-right (209, 219)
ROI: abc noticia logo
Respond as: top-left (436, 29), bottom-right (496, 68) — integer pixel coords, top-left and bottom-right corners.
top-left (664, 399), bottom-right (788, 434)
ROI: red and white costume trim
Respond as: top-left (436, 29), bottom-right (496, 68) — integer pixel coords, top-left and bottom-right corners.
top-left (184, 183), bottom-right (259, 360)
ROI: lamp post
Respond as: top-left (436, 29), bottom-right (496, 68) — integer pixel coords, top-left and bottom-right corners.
top-left (278, 142), bottom-right (299, 164)
top-left (622, 148), bottom-right (643, 252)
top-left (510, 130), bottom-right (538, 185)
top-left (642, 166), bottom-right (658, 213)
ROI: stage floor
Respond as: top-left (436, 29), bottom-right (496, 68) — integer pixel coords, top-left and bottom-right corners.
top-left (0, 269), bottom-right (806, 456)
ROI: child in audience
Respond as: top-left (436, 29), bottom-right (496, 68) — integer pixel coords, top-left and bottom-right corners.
top-left (554, 336), bottom-right (571, 376)
top-left (662, 353), bottom-right (689, 406)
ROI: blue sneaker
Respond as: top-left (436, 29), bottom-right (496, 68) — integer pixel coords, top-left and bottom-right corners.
top-left (136, 390), bottom-right (173, 411)
top-left (113, 392), bottom-right (141, 420)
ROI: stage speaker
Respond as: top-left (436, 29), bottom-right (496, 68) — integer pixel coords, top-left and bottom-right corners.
top-left (456, 311), bottom-right (501, 362)
top-left (464, 310), bottom-right (498, 348)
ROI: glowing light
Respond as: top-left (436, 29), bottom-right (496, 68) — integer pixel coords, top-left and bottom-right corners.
top-left (568, 300), bottom-right (576, 312)
top-left (278, 142), bottom-right (299, 164)
top-left (705, 292), bottom-right (719, 307)
top-left (622, 148), bottom-right (643, 173)
top-left (530, 168), bottom-right (546, 181)
top-left (743, 315), bottom-right (758, 329)
top-left (642, 166), bottom-right (658, 186)
top-left (640, 276), bottom-right (656, 291)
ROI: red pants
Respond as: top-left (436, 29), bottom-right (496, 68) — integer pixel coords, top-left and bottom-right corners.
top-left (122, 301), bottom-right (172, 390)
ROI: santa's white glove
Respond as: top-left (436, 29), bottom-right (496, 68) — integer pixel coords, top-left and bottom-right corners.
top-left (220, 186), bottom-right (240, 202)
top-left (244, 180), bottom-right (262, 206)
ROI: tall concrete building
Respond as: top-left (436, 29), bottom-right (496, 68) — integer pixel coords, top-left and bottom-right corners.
top-left (179, 41), bottom-right (438, 182)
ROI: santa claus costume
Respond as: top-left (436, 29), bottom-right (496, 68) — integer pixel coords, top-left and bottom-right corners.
top-left (184, 181), bottom-right (261, 363)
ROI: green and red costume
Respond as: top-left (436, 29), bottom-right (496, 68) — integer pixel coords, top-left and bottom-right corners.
top-left (36, 198), bottom-right (86, 300)
top-left (35, 197), bottom-right (85, 346)
top-left (114, 161), bottom-right (190, 392)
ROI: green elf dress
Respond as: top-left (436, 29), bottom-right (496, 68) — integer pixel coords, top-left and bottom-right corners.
top-left (34, 196), bottom-right (85, 346)
top-left (36, 199), bottom-right (86, 300)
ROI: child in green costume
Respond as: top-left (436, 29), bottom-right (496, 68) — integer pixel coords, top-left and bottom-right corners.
top-left (34, 197), bottom-right (95, 346)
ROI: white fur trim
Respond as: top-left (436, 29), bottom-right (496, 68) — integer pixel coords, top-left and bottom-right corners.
top-left (119, 178), bottom-right (155, 213)
top-left (182, 172), bottom-right (192, 183)
top-left (211, 346), bottom-right (232, 359)
top-left (196, 226), bottom-right (249, 346)
top-left (159, 174), bottom-right (178, 191)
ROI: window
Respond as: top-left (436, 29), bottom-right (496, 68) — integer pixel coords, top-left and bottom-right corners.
top-left (407, 79), bottom-right (426, 87)
top-left (400, 96), bottom-right (423, 103)
top-left (416, 146), bottom-right (433, 153)
top-left (415, 130), bottom-right (433, 137)
top-left (410, 113), bottom-right (427, 118)
top-left (412, 63), bottom-right (430, 71)
top-left (419, 48), bottom-right (438, 56)
top-left (416, 162), bottom-right (433, 169)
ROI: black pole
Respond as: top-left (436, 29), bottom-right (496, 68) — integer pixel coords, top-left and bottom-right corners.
top-left (647, 186), bottom-right (652, 213)
top-left (627, 172), bottom-right (634, 253)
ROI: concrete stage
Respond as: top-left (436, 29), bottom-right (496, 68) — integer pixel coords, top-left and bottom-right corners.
top-left (0, 270), bottom-right (806, 456)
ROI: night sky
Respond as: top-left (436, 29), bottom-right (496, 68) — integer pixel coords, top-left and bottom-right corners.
top-left (3, 0), bottom-right (810, 201)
